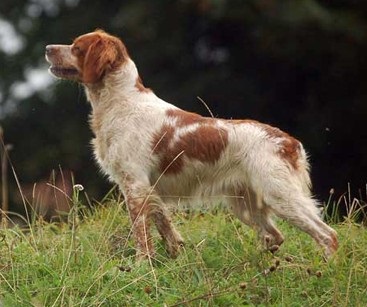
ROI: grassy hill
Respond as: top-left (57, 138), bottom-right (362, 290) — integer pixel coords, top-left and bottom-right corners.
top-left (0, 194), bottom-right (366, 306)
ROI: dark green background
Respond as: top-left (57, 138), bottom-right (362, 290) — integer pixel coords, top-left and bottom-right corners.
top-left (1, 0), bottom-right (366, 206)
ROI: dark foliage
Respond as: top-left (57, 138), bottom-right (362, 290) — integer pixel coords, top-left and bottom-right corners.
top-left (1, 0), bottom-right (366, 205)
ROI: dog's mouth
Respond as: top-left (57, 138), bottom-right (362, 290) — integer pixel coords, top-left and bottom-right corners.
top-left (49, 66), bottom-right (79, 79)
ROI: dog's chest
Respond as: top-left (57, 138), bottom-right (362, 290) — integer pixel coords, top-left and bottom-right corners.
top-left (90, 111), bottom-right (160, 182)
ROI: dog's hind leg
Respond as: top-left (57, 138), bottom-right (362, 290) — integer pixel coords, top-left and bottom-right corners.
top-left (263, 188), bottom-right (338, 258)
top-left (229, 187), bottom-right (284, 252)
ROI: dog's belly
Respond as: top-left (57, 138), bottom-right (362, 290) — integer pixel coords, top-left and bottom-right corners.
top-left (150, 158), bottom-right (248, 207)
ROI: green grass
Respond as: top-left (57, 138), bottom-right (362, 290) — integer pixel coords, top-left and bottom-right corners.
top-left (0, 197), bottom-right (366, 306)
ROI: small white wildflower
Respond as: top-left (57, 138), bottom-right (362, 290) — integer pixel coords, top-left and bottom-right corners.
top-left (73, 184), bottom-right (84, 191)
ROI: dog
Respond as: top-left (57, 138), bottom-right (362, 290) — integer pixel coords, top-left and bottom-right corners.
top-left (45, 30), bottom-right (338, 260)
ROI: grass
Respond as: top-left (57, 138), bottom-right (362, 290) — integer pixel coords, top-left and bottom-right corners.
top-left (0, 191), bottom-right (367, 306)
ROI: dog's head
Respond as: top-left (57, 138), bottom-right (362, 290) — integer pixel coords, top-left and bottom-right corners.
top-left (45, 30), bottom-right (129, 84)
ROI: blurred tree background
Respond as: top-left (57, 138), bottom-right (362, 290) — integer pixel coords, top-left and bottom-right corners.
top-left (1, 0), bottom-right (367, 211)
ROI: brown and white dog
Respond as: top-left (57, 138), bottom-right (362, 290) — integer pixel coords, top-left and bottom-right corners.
top-left (45, 30), bottom-right (338, 259)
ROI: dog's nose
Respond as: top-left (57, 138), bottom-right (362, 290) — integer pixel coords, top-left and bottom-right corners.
top-left (45, 45), bottom-right (54, 55)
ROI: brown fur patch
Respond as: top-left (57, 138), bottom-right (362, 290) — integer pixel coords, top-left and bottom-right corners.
top-left (152, 110), bottom-right (228, 174)
top-left (152, 125), bottom-right (184, 174)
top-left (180, 125), bottom-right (228, 162)
top-left (228, 119), bottom-right (259, 126)
top-left (261, 124), bottom-right (301, 170)
top-left (135, 76), bottom-right (151, 93)
top-left (331, 232), bottom-right (339, 252)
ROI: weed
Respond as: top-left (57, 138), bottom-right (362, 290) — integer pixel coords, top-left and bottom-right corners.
top-left (324, 184), bottom-right (367, 225)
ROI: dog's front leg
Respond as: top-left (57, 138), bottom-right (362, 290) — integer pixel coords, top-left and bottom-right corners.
top-left (125, 194), bottom-right (155, 260)
top-left (120, 176), bottom-right (155, 260)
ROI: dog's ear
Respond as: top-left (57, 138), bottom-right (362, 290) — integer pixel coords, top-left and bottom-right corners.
top-left (82, 37), bottom-right (125, 84)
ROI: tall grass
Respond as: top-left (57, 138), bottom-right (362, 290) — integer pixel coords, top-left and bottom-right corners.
top-left (323, 184), bottom-right (367, 225)
top-left (0, 184), bottom-right (366, 306)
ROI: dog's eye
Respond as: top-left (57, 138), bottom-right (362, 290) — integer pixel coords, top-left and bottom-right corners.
top-left (72, 45), bottom-right (82, 55)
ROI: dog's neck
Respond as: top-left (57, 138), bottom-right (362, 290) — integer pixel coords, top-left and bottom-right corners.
top-left (84, 58), bottom-right (155, 136)
top-left (84, 58), bottom-right (148, 111)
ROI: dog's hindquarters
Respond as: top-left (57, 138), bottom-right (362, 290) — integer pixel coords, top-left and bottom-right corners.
top-left (236, 138), bottom-right (338, 257)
